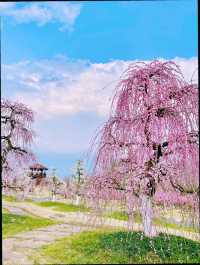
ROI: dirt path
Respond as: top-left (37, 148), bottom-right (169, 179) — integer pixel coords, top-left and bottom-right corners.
top-left (3, 223), bottom-right (93, 265)
top-left (3, 200), bottom-right (200, 265)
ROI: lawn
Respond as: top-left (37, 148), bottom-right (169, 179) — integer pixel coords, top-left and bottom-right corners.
top-left (33, 201), bottom-right (89, 212)
top-left (2, 212), bottom-right (57, 238)
top-left (105, 210), bottom-right (140, 221)
top-left (32, 230), bottom-right (200, 264)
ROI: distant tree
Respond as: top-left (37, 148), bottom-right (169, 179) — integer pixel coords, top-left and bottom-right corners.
top-left (72, 160), bottom-right (85, 205)
top-left (1, 99), bottom-right (35, 185)
top-left (50, 168), bottom-right (61, 201)
top-left (72, 160), bottom-right (84, 183)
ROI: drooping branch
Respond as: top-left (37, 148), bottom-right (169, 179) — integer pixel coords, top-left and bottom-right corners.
top-left (1, 99), bottom-right (36, 180)
top-left (89, 60), bottom-right (198, 201)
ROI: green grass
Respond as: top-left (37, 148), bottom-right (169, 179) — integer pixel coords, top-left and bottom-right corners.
top-left (2, 194), bottom-right (18, 202)
top-left (2, 213), bottom-right (57, 238)
top-left (105, 210), bottom-right (141, 222)
top-left (33, 201), bottom-right (89, 212)
top-left (32, 230), bottom-right (200, 264)
top-left (2, 208), bottom-right (10, 214)
top-left (104, 211), bottom-right (128, 221)
top-left (106, 210), bottom-right (198, 233)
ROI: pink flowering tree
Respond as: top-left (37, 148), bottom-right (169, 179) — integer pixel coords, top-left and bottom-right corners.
top-left (1, 99), bottom-right (36, 189)
top-left (90, 61), bottom-right (198, 237)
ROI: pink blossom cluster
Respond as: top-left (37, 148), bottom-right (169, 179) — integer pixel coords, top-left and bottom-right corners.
top-left (89, 60), bottom-right (198, 202)
top-left (154, 190), bottom-right (198, 208)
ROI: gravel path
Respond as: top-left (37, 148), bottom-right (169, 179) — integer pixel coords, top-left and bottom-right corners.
top-left (3, 200), bottom-right (200, 265)
top-left (3, 205), bottom-right (29, 216)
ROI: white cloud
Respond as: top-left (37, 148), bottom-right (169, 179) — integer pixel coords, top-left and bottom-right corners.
top-left (32, 113), bottom-right (104, 154)
top-left (2, 56), bottom-right (198, 154)
top-left (173, 57), bottom-right (198, 83)
top-left (0, 2), bottom-right (82, 31)
top-left (2, 56), bottom-right (129, 119)
top-left (2, 56), bottom-right (198, 120)
top-left (0, 3), bottom-right (16, 10)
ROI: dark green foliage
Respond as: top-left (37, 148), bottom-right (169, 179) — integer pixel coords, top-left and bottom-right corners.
top-left (33, 230), bottom-right (200, 264)
top-left (73, 160), bottom-right (85, 184)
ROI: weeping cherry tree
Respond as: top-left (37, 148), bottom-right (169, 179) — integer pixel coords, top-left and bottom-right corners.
top-left (90, 61), bottom-right (198, 237)
top-left (1, 99), bottom-right (36, 189)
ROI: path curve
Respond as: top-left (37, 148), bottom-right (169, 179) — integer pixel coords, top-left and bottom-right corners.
top-left (3, 200), bottom-right (200, 265)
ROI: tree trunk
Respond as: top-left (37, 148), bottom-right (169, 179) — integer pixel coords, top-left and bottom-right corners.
top-left (22, 185), bottom-right (30, 200)
top-left (75, 194), bottom-right (80, 205)
top-left (52, 192), bottom-right (56, 201)
top-left (126, 193), bottom-right (135, 230)
top-left (3, 185), bottom-right (8, 195)
top-left (140, 194), bottom-right (157, 237)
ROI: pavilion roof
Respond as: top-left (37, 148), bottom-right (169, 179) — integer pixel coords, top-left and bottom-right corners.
top-left (29, 163), bottom-right (48, 170)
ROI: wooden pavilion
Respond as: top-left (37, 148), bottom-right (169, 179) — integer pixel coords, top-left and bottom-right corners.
top-left (29, 163), bottom-right (48, 186)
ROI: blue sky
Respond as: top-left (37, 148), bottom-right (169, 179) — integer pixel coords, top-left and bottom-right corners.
top-left (2, 1), bottom-right (197, 63)
top-left (1, 1), bottom-right (198, 178)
